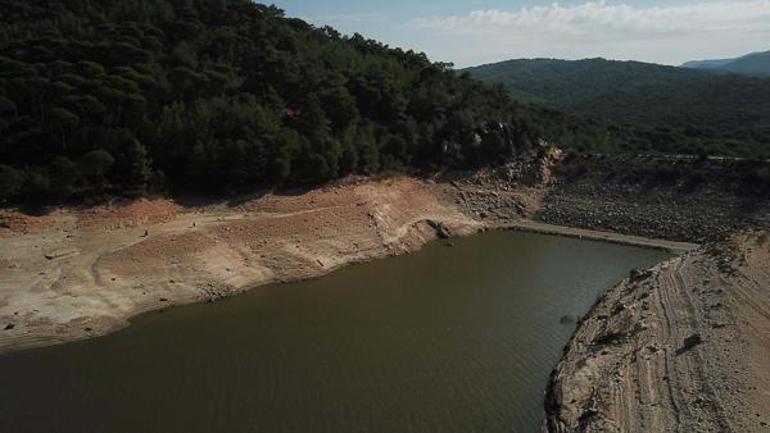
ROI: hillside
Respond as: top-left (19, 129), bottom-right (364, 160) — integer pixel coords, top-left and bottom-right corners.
top-left (0, 0), bottom-right (550, 204)
top-left (465, 58), bottom-right (770, 157)
top-left (684, 50), bottom-right (770, 77)
top-left (682, 58), bottom-right (736, 70)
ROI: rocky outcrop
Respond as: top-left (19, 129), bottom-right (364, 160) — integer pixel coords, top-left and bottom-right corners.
top-left (446, 145), bottom-right (562, 222)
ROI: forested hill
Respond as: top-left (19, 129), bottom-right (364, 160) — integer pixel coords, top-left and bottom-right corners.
top-left (0, 0), bottom-right (546, 203)
top-left (465, 58), bottom-right (770, 157)
top-left (683, 50), bottom-right (770, 77)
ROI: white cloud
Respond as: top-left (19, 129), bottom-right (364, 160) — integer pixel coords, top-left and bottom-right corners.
top-left (411, 1), bottom-right (770, 67)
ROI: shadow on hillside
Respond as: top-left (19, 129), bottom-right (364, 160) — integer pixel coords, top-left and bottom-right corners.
top-left (174, 185), bottom-right (316, 208)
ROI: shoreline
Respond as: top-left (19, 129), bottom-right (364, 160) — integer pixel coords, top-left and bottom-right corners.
top-left (0, 161), bottom-right (708, 355)
top-left (498, 220), bottom-right (698, 254)
top-left (0, 216), bottom-right (690, 356)
top-left (1, 177), bottom-right (485, 354)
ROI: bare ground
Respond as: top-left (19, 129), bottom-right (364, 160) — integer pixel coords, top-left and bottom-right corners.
top-left (0, 177), bottom-right (484, 352)
top-left (543, 231), bottom-right (770, 433)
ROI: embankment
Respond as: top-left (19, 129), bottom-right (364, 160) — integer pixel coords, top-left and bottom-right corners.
top-left (543, 232), bottom-right (770, 433)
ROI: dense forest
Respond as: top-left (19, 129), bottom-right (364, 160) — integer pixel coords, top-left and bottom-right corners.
top-left (2, 2), bottom-right (767, 204)
top-left (466, 58), bottom-right (770, 157)
top-left (0, 0), bottom-right (552, 203)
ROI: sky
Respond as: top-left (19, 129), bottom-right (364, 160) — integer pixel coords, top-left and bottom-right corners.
top-left (268, 0), bottom-right (770, 68)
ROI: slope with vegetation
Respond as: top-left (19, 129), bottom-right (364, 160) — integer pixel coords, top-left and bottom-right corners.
top-left (466, 58), bottom-right (770, 157)
top-left (0, 0), bottom-right (547, 204)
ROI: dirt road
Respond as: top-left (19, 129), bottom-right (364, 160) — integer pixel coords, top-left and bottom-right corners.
top-left (543, 231), bottom-right (770, 433)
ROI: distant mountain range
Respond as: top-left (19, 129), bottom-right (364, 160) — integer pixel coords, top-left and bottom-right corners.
top-left (682, 50), bottom-right (770, 77)
top-left (464, 57), bottom-right (770, 157)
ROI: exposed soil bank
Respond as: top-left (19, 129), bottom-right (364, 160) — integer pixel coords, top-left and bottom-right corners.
top-left (543, 231), bottom-right (770, 433)
top-left (0, 177), bottom-right (484, 353)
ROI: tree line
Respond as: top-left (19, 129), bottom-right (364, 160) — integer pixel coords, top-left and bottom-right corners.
top-left (0, 0), bottom-right (548, 203)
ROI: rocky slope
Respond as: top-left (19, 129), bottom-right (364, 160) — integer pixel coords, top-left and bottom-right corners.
top-left (543, 231), bottom-right (770, 433)
top-left (537, 154), bottom-right (770, 242)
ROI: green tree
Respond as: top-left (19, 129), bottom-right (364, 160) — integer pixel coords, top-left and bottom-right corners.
top-left (126, 139), bottom-right (152, 193)
top-left (80, 149), bottom-right (115, 191)
top-left (48, 107), bottom-right (80, 150)
top-left (0, 0), bottom-right (578, 203)
top-left (48, 156), bottom-right (80, 199)
top-left (0, 164), bottom-right (23, 200)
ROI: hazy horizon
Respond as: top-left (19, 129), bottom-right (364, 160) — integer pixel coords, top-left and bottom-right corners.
top-left (269, 0), bottom-right (770, 68)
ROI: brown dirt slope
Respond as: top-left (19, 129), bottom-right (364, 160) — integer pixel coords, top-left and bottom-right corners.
top-left (0, 177), bottom-right (482, 352)
top-left (543, 231), bottom-right (770, 433)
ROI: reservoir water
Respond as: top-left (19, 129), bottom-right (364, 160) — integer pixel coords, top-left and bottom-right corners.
top-left (0, 232), bottom-right (670, 433)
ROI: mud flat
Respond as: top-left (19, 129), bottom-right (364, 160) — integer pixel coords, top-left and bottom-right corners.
top-left (543, 231), bottom-right (770, 433)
